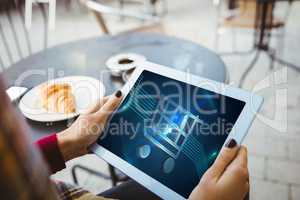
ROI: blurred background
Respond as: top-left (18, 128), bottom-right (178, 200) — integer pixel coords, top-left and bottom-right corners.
top-left (1, 0), bottom-right (300, 199)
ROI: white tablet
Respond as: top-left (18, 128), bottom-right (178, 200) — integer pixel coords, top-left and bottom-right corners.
top-left (91, 61), bottom-right (263, 200)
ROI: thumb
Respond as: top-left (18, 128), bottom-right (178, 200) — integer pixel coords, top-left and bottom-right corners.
top-left (94, 90), bottom-right (123, 122)
top-left (205, 139), bottom-right (239, 180)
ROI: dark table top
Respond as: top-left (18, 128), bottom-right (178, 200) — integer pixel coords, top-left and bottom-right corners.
top-left (2, 32), bottom-right (227, 140)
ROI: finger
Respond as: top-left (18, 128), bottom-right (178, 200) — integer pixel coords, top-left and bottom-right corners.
top-left (232, 146), bottom-right (248, 168)
top-left (83, 96), bottom-right (109, 114)
top-left (224, 146), bottom-right (249, 179)
top-left (206, 139), bottom-right (239, 179)
top-left (220, 147), bottom-right (249, 184)
top-left (94, 90), bottom-right (123, 122)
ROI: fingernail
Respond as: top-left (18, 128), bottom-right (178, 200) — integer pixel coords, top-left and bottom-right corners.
top-left (225, 139), bottom-right (237, 148)
top-left (115, 90), bottom-right (122, 98)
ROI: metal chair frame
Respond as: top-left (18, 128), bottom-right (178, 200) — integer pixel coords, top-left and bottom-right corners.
top-left (72, 164), bottom-right (130, 186)
top-left (80, 0), bottom-right (163, 35)
top-left (238, 0), bottom-right (300, 87)
top-left (213, 0), bottom-right (290, 55)
top-left (212, 0), bottom-right (298, 88)
top-left (0, 1), bottom-right (48, 70)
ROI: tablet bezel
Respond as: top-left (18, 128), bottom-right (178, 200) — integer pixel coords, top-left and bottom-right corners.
top-left (91, 61), bottom-right (263, 200)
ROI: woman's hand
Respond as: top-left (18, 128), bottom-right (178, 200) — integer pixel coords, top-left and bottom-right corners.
top-left (57, 90), bottom-right (123, 161)
top-left (189, 139), bottom-right (249, 200)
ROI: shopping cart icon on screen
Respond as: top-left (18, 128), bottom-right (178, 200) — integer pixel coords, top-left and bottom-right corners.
top-left (145, 99), bottom-right (203, 159)
top-left (127, 83), bottom-right (209, 176)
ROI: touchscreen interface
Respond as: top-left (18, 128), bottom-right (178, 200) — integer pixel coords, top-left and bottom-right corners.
top-left (98, 70), bottom-right (245, 198)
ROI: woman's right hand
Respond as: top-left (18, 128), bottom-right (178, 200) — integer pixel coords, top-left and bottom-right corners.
top-left (189, 139), bottom-right (249, 200)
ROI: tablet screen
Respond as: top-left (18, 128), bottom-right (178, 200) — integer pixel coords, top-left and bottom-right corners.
top-left (98, 70), bottom-right (245, 198)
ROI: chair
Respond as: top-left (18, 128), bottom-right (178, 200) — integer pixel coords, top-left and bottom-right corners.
top-left (238, 0), bottom-right (300, 87)
top-left (0, 0), bottom-right (48, 70)
top-left (71, 164), bottom-right (130, 186)
top-left (214, 0), bottom-right (287, 54)
top-left (0, 75), bottom-right (59, 200)
top-left (79, 0), bottom-right (165, 35)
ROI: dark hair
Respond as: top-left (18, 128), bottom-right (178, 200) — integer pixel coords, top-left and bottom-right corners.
top-left (0, 75), bottom-right (59, 200)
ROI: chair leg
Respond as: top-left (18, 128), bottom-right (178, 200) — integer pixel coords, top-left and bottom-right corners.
top-left (37, 3), bottom-right (48, 49)
top-left (0, 23), bottom-right (13, 66)
top-left (214, 0), bottom-right (221, 51)
top-left (5, 7), bottom-right (23, 60)
top-left (119, 0), bottom-right (125, 9)
top-left (269, 49), bottom-right (276, 71)
top-left (118, 0), bottom-right (125, 21)
top-left (71, 164), bottom-right (111, 185)
top-left (0, 55), bottom-right (4, 70)
top-left (17, 2), bottom-right (32, 55)
top-left (150, 0), bottom-right (158, 16)
top-left (144, 0), bottom-right (156, 16)
top-left (92, 11), bottom-right (110, 34)
top-left (239, 51), bottom-right (260, 88)
top-left (108, 164), bottom-right (118, 186)
top-left (270, 53), bottom-right (300, 73)
top-left (71, 164), bottom-right (129, 187)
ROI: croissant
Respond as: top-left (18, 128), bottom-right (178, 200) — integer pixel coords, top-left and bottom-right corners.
top-left (40, 83), bottom-right (76, 114)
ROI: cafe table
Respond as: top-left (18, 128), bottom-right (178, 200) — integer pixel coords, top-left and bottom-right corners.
top-left (2, 32), bottom-right (227, 141)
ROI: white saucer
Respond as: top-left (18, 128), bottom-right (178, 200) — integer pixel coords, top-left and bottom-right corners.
top-left (106, 53), bottom-right (146, 76)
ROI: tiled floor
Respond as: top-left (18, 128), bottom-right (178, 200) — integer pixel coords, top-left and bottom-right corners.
top-left (1, 0), bottom-right (300, 199)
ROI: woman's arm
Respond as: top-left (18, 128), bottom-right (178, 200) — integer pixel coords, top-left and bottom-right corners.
top-left (35, 134), bottom-right (66, 173)
top-left (57, 91), bottom-right (122, 162)
top-left (35, 91), bottom-right (123, 174)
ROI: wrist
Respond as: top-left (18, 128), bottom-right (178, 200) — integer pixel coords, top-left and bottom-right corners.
top-left (57, 130), bottom-right (85, 161)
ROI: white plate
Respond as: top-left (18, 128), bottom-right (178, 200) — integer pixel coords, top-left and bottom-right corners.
top-left (19, 76), bottom-right (105, 122)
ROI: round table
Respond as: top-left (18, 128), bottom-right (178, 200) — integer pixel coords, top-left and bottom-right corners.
top-left (3, 32), bottom-right (227, 140)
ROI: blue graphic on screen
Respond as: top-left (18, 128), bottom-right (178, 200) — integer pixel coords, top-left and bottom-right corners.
top-left (98, 70), bottom-right (245, 198)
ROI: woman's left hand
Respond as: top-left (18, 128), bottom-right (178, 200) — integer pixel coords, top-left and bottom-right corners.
top-left (189, 142), bottom-right (249, 200)
top-left (57, 90), bottom-right (123, 161)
